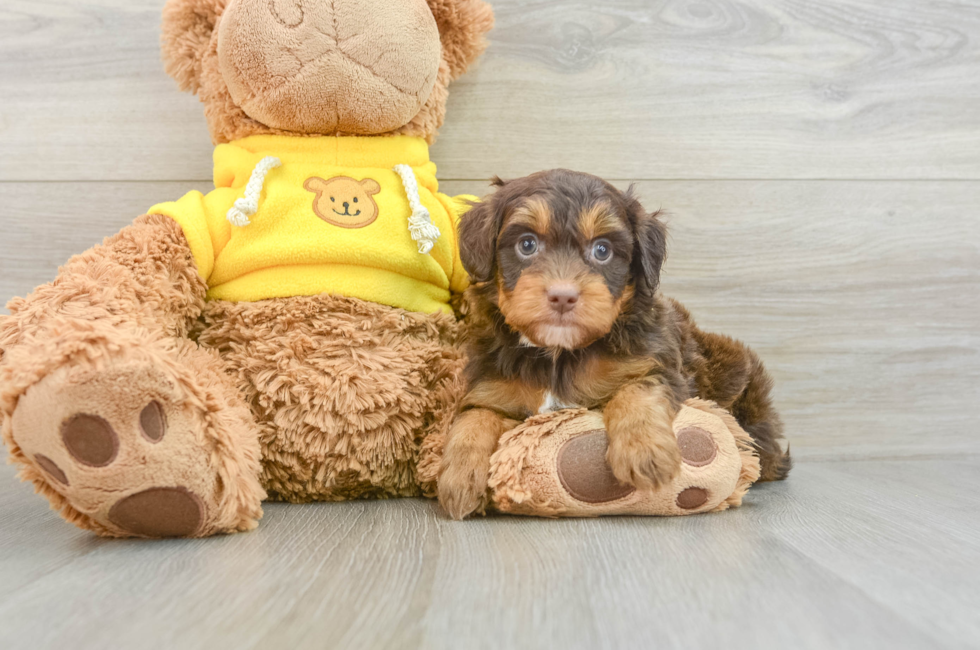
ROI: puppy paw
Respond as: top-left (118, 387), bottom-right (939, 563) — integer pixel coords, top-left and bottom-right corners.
top-left (437, 448), bottom-right (491, 520)
top-left (605, 421), bottom-right (682, 491)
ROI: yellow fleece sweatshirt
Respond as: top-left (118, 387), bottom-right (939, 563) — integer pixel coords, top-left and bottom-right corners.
top-left (148, 135), bottom-right (474, 315)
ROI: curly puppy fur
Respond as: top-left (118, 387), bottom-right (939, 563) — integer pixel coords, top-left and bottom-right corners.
top-left (161, 0), bottom-right (493, 144)
top-left (437, 170), bottom-right (790, 519)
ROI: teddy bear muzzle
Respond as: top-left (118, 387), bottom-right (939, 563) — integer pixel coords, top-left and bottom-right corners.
top-left (217, 0), bottom-right (442, 134)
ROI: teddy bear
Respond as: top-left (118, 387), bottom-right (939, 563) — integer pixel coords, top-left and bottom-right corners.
top-left (0, 0), bottom-right (494, 538)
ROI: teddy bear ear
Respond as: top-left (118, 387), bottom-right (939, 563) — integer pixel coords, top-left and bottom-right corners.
top-left (426, 0), bottom-right (495, 81)
top-left (160, 0), bottom-right (226, 93)
top-left (303, 177), bottom-right (327, 192)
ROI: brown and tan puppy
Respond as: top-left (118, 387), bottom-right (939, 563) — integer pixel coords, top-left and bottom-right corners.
top-left (438, 170), bottom-right (790, 519)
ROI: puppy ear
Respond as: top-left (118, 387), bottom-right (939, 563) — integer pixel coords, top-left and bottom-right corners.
top-left (161, 0), bottom-right (226, 93)
top-left (459, 189), bottom-right (508, 283)
top-left (426, 0), bottom-right (495, 80)
top-left (627, 191), bottom-right (668, 301)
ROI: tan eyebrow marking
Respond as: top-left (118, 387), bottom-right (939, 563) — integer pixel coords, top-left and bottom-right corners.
top-left (505, 197), bottom-right (551, 233)
top-left (580, 202), bottom-right (624, 241)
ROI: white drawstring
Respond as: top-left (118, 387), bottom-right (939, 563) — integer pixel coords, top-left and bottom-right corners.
top-left (227, 158), bottom-right (441, 256)
top-left (394, 164), bottom-right (441, 254)
top-left (226, 156), bottom-right (281, 227)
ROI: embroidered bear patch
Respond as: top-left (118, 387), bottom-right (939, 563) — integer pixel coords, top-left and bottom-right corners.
top-left (304, 176), bottom-right (381, 228)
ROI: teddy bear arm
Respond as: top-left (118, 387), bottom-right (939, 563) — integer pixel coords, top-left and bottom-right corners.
top-left (0, 213), bottom-right (208, 414)
top-left (2, 214), bottom-right (206, 351)
top-left (0, 214), bottom-right (265, 538)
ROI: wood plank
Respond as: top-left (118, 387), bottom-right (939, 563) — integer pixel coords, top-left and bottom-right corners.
top-left (2, 1), bottom-right (980, 182)
top-left (1, 459), bottom-right (974, 650)
top-left (3, 179), bottom-right (976, 457)
top-left (0, 463), bottom-right (104, 601)
top-left (754, 459), bottom-right (980, 648)
top-left (620, 180), bottom-right (980, 460)
top-left (0, 181), bottom-right (205, 301)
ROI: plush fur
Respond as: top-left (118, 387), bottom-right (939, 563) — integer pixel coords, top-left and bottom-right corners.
top-left (437, 170), bottom-right (790, 519)
top-left (161, 0), bottom-right (493, 144)
top-left (0, 216), bottom-right (265, 537)
top-left (194, 293), bottom-right (465, 502)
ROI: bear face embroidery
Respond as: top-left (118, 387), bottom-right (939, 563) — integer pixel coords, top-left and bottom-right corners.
top-left (304, 176), bottom-right (381, 228)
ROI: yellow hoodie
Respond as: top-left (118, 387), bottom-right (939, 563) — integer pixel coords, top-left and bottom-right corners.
top-left (148, 135), bottom-right (473, 315)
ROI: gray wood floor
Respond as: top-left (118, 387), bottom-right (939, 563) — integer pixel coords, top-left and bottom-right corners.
top-left (1, 1), bottom-right (978, 649)
top-left (2, 458), bottom-right (979, 650)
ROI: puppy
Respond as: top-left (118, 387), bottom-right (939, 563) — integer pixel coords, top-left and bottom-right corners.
top-left (437, 169), bottom-right (791, 520)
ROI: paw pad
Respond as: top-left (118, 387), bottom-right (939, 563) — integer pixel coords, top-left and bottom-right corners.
top-left (52, 403), bottom-right (201, 537)
top-left (108, 487), bottom-right (204, 538)
top-left (676, 487), bottom-right (709, 510)
top-left (139, 401), bottom-right (167, 443)
top-left (557, 430), bottom-right (636, 503)
top-left (61, 414), bottom-right (119, 467)
top-left (35, 454), bottom-right (69, 485)
top-left (676, 426), bottom-right (717, 467)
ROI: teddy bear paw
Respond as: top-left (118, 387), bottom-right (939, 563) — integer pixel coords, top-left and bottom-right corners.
top-left (489, 401), bottom-right (755, 517)
top-left (10, 360), bottom-right (254, 537)
top-left (554, 413), bottom-right (738, 514)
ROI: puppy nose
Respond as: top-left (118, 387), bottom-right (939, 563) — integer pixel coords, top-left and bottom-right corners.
top-left (343, 201), bottom-right (350, 209)
top-left (547, 285), bottom-right (580, 313)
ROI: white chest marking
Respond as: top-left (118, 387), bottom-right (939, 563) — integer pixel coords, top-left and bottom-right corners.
top-left (538, 391), bottom-right (582, 414)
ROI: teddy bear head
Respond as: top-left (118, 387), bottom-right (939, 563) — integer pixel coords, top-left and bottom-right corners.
top-left (162, 0), bottom-right (494, 144)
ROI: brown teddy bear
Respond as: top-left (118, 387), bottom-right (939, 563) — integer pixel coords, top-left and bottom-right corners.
top-left (0, 0), bottom-right (493, 538)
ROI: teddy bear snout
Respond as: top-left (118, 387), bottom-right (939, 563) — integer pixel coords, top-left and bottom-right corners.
top-left (217, 0), bottom-right (442, 135)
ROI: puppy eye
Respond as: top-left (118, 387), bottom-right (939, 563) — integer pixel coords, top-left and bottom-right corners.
top-left (591, 239), bottom-right (613, 263)
top-left (353, 197), bottom-right (358, 203)
top-left (517, 235), bottom-right (539, 258)
top-left (330, 197), bottom-right (335, 202)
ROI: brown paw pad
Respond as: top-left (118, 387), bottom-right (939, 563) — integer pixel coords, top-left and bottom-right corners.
top-left (557, 430), bottom-right (636, 503)
top-left (676, 487), bottom-right (709, 510)
top-left (61, 414), bottom-right (119, 467)
top-left (676, 426), bottom-right (717, 467)
top-left (139, 401), bottom-right (167, 443)
top-left (35, 454), bottom-right (69, 485)
top-left (108, 487), bottom-right (205, 538)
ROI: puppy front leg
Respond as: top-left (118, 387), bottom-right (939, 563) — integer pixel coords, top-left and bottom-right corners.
top-left (604, 380), bottom-right (682, 491)
top-left (438, 408), bottom-right (512, 519)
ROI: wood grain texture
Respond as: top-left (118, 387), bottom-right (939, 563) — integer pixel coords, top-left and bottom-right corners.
top-left (1, 459), bottom-right (977, 650)
top-left (3, 180), bottom-right (977, 458)
top-left (2, 0), bottom-right (980, 181)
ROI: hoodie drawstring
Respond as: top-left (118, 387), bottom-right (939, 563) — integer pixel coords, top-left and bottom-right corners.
top-left (393, 164), bottom-right (441, 254)
top-left (226, 156), bottom-right (282, 227)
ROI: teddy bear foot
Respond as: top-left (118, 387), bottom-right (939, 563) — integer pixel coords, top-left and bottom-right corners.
top-left (487, 398), bottom-right (761, 517)
top-left (10, 353), bottom-right (264, 537)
